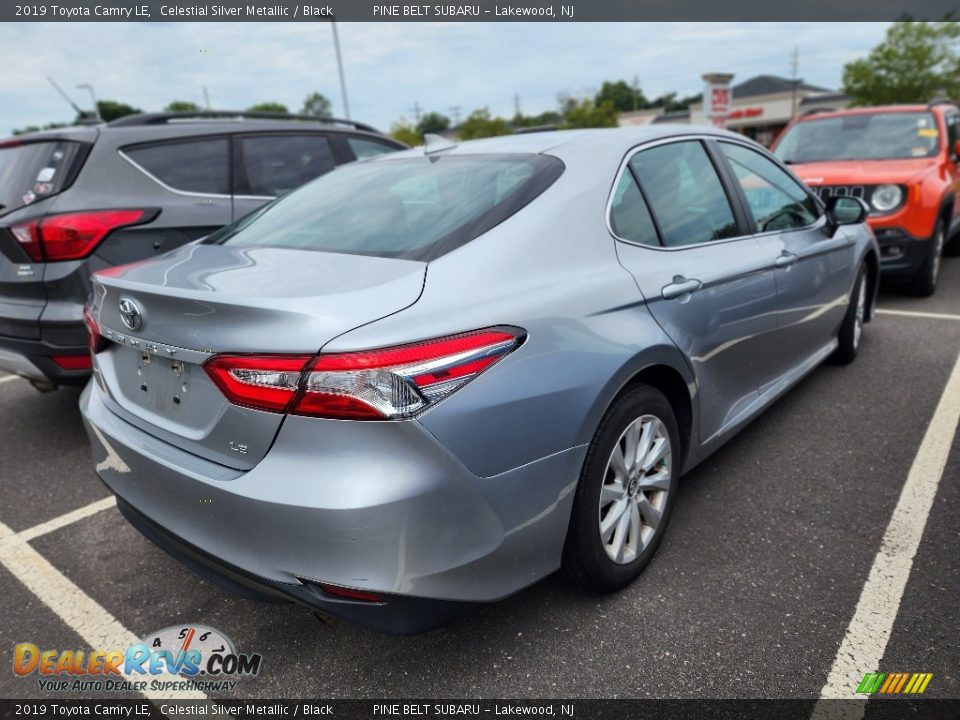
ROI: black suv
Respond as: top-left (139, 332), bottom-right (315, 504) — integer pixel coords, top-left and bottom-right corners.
top-left (0, 111), bottom-right (405, 389)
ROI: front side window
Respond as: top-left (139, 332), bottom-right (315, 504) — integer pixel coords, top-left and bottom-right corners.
top-left (125, 138), bottom-right (230, 195)
top-left (774, 112), bottom-right (941, 163)
top-left (720, 142), bottom-right (819, 233)
top-left (237, 134), bottom-right (336, 197)
top-left (208, 154), bottom-right (564, 262)
top-left (628, 141), bottom-right (738, 248)
top-left (609, 172), bottom-right (659, 246)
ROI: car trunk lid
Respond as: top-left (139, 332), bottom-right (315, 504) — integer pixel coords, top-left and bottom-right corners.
top-left (89, 244), bottom-right (426, 470)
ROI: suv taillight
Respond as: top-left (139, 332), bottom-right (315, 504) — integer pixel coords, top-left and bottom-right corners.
top-left (203, 328), bottom-right (523, 420)
top-left (10, 209), bottom-right (149, 262)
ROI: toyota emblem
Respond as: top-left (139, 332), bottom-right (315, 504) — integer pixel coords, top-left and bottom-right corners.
top-left (118, 297), bottom-right (143, 331)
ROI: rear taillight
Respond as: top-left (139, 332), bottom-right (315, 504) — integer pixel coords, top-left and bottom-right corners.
top-left (50, 354), bottom-right (93, 371)
top-left (82, 304), bottom-right (108, 354)
top-left (10, 209), bottom-right (149, 262)
top-left (203, 328), bottom-right (523, 420)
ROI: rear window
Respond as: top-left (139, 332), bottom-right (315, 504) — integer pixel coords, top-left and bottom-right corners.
top-left (207, 154), bottom-right (564, 261)
top-left (0, 140), bottom-right (84, 215)
top-left (124, 138), bottom-right (230, 195)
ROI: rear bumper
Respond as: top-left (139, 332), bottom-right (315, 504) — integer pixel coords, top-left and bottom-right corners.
top-left (0, 331), bottom-right (89, 386)
top-left (872, 227), bottom-right (929, 278)
top-left (80, 380), bottom-right (584, 632)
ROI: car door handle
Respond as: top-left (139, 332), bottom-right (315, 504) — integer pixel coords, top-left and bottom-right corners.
top-left (661, 276), bottom-right (702, 300)
top-left (775, 252), bottom-right (798, 268)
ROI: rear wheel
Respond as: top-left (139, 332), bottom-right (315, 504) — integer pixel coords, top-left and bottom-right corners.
top-left (562, 385), bottom-right (679, 592)
top-left (831, 265), bottom-right (867, 365)
top-left (907, 219), bottom-right (945, 297)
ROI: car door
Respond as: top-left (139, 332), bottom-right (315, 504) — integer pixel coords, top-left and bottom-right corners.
top-left (715, 140), bottom-right (853, 387)
top-left (611, 138), bottom-right (781, 443)
top-left (115, 136), bottom-right (233, 262)
top-left (231, 132), bottom-right (338, 220)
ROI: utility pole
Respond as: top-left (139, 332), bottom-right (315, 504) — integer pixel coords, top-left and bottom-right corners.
top-left (202, 86), bottom-right (211, 109)
top-left (410, 102), bottom-right (422, 123)
top-left (448, 105), bottom-right (462, 126)
top-left (513, 93), bottom-right (522, 119)
top-left (632, 75), bottom-right (641, 112)
top-left (46, 76), bottom-right (87, 120)
top-left (330, 20), bottom-right (350, 119)
top-left (790, 46), bottom-right (800, 120)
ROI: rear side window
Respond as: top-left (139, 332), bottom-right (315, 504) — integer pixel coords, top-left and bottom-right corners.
top-left (720, 142), bottom-right (819, 232)
top-left (0, 140), bottom-right (84, 215)
top-left (347, 137), bottom-right (400, 160)
top-left (237, 134), bottom-right (336, 197)
top-left (609, 172), bottom-right (659, 246)
top-left (208, 154), bottom-right (564, 262)
top-left (629, 141), bottom-right (738, 248)
top-left (125, 138), bottom-right (229, 195)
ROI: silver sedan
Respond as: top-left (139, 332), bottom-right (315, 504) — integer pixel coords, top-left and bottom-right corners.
top-left (80, 127), bottom-right (878, 633)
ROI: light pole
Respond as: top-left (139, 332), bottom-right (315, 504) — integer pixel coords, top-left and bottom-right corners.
top-left (77, 83), bottom-right (100, 119)
top-left (330, 21), bottom-right (350, 119)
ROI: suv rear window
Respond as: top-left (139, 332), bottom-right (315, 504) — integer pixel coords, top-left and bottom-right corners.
top-left (0, 140), bottom-right (84, 215)
top-left (124, 138), bottom-right (230, 195)
top-left (208, 154), bottom-right (564, 262)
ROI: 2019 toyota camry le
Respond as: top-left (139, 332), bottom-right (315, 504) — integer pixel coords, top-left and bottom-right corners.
top-left (80, 127), bottom-right (879, 633)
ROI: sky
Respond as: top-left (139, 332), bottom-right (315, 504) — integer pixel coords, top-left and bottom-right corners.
top-left (0, 22), bottom-right (892, 135)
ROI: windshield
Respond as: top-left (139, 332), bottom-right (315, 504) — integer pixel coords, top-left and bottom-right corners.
top-left (207, 155), bottom-right (563, 261)
top-left (208, 153), bottom-right (564, 262)
top-left (0, 140), bottom-right (84, 216)
top-left (774, 112), bottom-right (941, 163)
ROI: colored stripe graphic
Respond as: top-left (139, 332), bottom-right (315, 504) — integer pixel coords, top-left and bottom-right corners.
top-left (858, 672), bottom-right (933, 694)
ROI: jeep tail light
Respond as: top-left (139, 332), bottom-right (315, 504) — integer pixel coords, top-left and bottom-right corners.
top-left (203, 328), bottom-right (524, 420)
top-left (10, 209), bottom-right (149, 262)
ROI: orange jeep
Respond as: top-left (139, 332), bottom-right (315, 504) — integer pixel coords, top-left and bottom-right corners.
top-left (772, 102), bottom-right (960, 296)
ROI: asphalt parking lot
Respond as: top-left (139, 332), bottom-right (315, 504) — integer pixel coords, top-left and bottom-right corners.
top-left (0, 258), bottom-right (958, 701)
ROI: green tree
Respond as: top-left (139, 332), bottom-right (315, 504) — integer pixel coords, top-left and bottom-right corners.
top-left (301, 92), bottom-right (333, 119)
top-left (561, 99), bottom-right (619, 129)
top-left (90, 100), bottom-right (141, 122)
top-left (247, 102), bottom-right (290, 114)
top-left (842, 21), bottom-right (960, 105)
top-left (164, 100), bottom-right (201, 112)
top-left (389, 120), bottom-right (422, 146)
top-left (595, 80), bottom-right (648, 112)
top-left (457, 108), bottom-right (512, 140)
top-left (12, 122), bottom-right (69, 136)
top-left (416, 111), bottom-right (451, 135)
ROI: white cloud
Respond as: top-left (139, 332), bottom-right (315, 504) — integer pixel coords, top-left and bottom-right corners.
top-left (0, 21), bottom-right (889, 135)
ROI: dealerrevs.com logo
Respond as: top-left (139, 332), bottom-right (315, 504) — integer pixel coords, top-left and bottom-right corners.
top-left (856, 672), bottom-right (934, 695)
top-left (13, 625), bottom-right (262, 693)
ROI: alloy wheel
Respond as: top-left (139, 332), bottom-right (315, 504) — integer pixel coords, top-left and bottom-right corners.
top-left (599, 414), bottom-right (672, 565)
top-left (853, 276), bottom-right (866, 350)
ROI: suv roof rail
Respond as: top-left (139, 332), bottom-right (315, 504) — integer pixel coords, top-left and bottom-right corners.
top-left (927, 98), bottom-right (957, 109)
top-left (107, 111), bottom-right (379, 133)
top-left (800, 108), bottom-right (833, 116)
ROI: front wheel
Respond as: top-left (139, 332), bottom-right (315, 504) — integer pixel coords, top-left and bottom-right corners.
top-left (906, 220), bottom-right (945, 297)
top-left (831, 265), bottom-right (867, 365)
top-left (562, 385), bottom-right (679, 592)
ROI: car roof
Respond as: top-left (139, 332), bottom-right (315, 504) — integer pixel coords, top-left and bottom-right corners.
top-left (796, 104), bottom-right (955, 123)
top-left (381, 125), bottom-right (748, 161)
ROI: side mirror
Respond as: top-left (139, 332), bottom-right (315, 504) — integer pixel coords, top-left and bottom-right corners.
top-left (824, 195), bottom-right (869, 235)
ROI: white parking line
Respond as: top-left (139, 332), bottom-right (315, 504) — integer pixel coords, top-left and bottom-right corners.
top-left (0, 518), bottom-right (208, 701)
top-left (18, 496), bottom-right (117, 543)
top-left (876, 308), bottom-right (960, 321)
top-left (816, 350), bottom-right (960, 707)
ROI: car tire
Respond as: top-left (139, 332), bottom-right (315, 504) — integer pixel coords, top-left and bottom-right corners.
top-left (562, 385), bottom-right (679, 593)
top-left (830, 265), bottom-right (867, 366)
top-left (907, 219), bottom-right (945, 297)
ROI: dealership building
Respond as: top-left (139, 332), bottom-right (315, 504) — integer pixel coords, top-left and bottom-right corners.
top-left (618, 74), bottom-right (851, 147)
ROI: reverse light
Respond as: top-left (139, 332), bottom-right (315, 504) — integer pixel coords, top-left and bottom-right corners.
top-left (203, 328), bottom-right (524, 420)
top-left (10, 209), bottom-right (150, 262)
